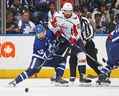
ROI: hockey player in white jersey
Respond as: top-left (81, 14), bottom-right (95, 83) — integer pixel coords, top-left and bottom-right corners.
top-left (48, 3), bottom-right (80, 43)
top-left (48, 2), bottom-right (92, 83)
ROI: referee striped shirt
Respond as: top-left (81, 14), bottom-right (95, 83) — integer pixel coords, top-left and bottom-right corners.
top-left (80, 16), bottom-right (94, 41)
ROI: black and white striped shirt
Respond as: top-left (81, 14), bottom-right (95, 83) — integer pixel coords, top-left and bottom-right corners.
top-left (80, 16), bottom-right (94, 41)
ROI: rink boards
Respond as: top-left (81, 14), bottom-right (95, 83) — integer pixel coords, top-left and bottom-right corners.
top-left (0, 35), bottom-right (119, 78)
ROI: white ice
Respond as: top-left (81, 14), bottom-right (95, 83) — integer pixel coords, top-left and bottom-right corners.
top-left (0, 78), bottom-right (119, 96)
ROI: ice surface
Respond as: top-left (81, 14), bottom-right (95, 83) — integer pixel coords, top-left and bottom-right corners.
top-left (0, 78), bottom-right (119, 96)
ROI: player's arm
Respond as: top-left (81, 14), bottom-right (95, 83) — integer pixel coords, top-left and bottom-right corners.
top-left (48, 16), bottom-right (60, 34)
top-left (69, 17), bottom-right (82, 46)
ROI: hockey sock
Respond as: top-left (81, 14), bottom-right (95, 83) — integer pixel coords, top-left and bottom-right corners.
top-left (78, 65), bottom-right (86, 79)
top-left (56, 63), bottom-right (66, 80)
top-left (15, 68), bottom-right (37, 84)
top-left (69, 55), bottom-right (77, 78)
top-left (98, 66), bottom-right (111, 75)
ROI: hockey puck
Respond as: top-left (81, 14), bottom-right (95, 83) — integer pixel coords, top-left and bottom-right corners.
top-left (25, 88), bottom-right (29, 92)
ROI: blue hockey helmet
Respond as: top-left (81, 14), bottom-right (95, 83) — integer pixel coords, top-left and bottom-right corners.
top-left (35, 24), bottom-right (46, 33)
top-left (35, 24), bottom-right (46, 39)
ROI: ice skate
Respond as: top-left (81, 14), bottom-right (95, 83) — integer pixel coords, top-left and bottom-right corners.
top-left (79, 74), bottom-right (92, 83)
top-left (51, 77), bottom-right (68, 87)
top-left (80, 78), bottom-right (92, 83)
top-left (8, 80), bottom-right (16, 87)
top-left (56, 78), bottom-right (69, 84)
top-left (79, 74), bottom-right (92, 87)
top-left (96, 74), bottom-right (111, 86)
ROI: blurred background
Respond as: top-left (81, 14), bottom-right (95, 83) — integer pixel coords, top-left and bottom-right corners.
top-left (0, 0), bottom-right (118, 34)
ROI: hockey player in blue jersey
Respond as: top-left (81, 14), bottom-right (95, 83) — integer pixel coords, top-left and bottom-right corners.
top-left (97, 14), bottom-right (119, 84)
top-left (8, 24), bottom-right (68, 87)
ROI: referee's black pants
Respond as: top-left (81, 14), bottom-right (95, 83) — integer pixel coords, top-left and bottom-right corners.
top-left (69, 39), bottom-right (101, 78)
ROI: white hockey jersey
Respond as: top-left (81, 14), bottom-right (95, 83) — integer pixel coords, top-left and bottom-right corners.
top-left (48, 12), bottom-right (81, 43)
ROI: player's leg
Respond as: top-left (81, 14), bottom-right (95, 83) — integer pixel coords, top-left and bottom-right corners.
top-left (85, 40), bottom-right (101, 76)
top-left (76, 40), bottom-right (92, 83)
top-left (97, 43), bottom-right (119, 84)
top-left (106, 43), bottom-right (119, 70)
top-left (47, 56), bottom-right (68, 84)
top-left (77, 51), bottom-right (92, 83)
top-left (8, 56), bottom-right (44, 87)
top-left (69, 50), bottom-right (77, 82)
top-left (96, 39), bottom-right (115, 81)
top-left (55, 56), bottom-right (66, 79)
top-left (105, 39), bottom-right (113, 77)
top-left (100, 43), bottom-right (119, 74)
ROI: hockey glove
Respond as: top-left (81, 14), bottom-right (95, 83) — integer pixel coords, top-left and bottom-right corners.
top-left (69, 37), bottom-right (77, 46)
top-left (107, 33), bottom-right (112, 41)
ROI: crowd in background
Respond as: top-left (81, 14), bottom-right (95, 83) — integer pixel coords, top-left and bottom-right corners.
top-left (0, 12), bottom-right (1, 33)
top-left (1, 0), bottom-right (119, 34)
top-left (0, 1), bottom-right (1, 33)
top-left (76, 0), bottom-right (119, 34)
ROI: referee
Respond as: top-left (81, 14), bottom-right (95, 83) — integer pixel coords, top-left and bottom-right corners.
top-left (69, 16), bottom-right (101, 82)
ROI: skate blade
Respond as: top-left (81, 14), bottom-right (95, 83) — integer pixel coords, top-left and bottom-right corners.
top-left (96, 82), bottom-right (110, 87)
top-left (53, 82), bottom-right (69, 87)
top-left (8, 83), bottom-right (16, 88)
top-left (79, 83), bottom-right (92, 87)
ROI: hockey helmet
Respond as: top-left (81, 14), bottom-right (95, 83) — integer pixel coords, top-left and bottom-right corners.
top-left (35, 24), bottom-right (46, 33)
top-left (35, 24), bottom-right (46, 39)
top-left (62, 3), bottom-right (73, 13)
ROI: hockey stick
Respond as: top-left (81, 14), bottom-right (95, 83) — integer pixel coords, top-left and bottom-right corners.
top-left (57, 35), bottom-right (103, 66)
top-left (102, 58), bottom-right (119, 70)
top-left (75, 45), bottom-right (103, 66)
top-left (62, 47), bottom-right (71, 57)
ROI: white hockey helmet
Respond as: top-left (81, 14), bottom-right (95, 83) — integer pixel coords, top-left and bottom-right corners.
top-left (62, 3), bottom-right (73, 12)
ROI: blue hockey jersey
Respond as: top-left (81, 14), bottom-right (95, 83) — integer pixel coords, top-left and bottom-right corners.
top-left (110, 23), bottom-right (119, 43)
top-left (32, 24), bottom-right (56, 60)
top-left (106, 23), bottom-right (119, 67)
